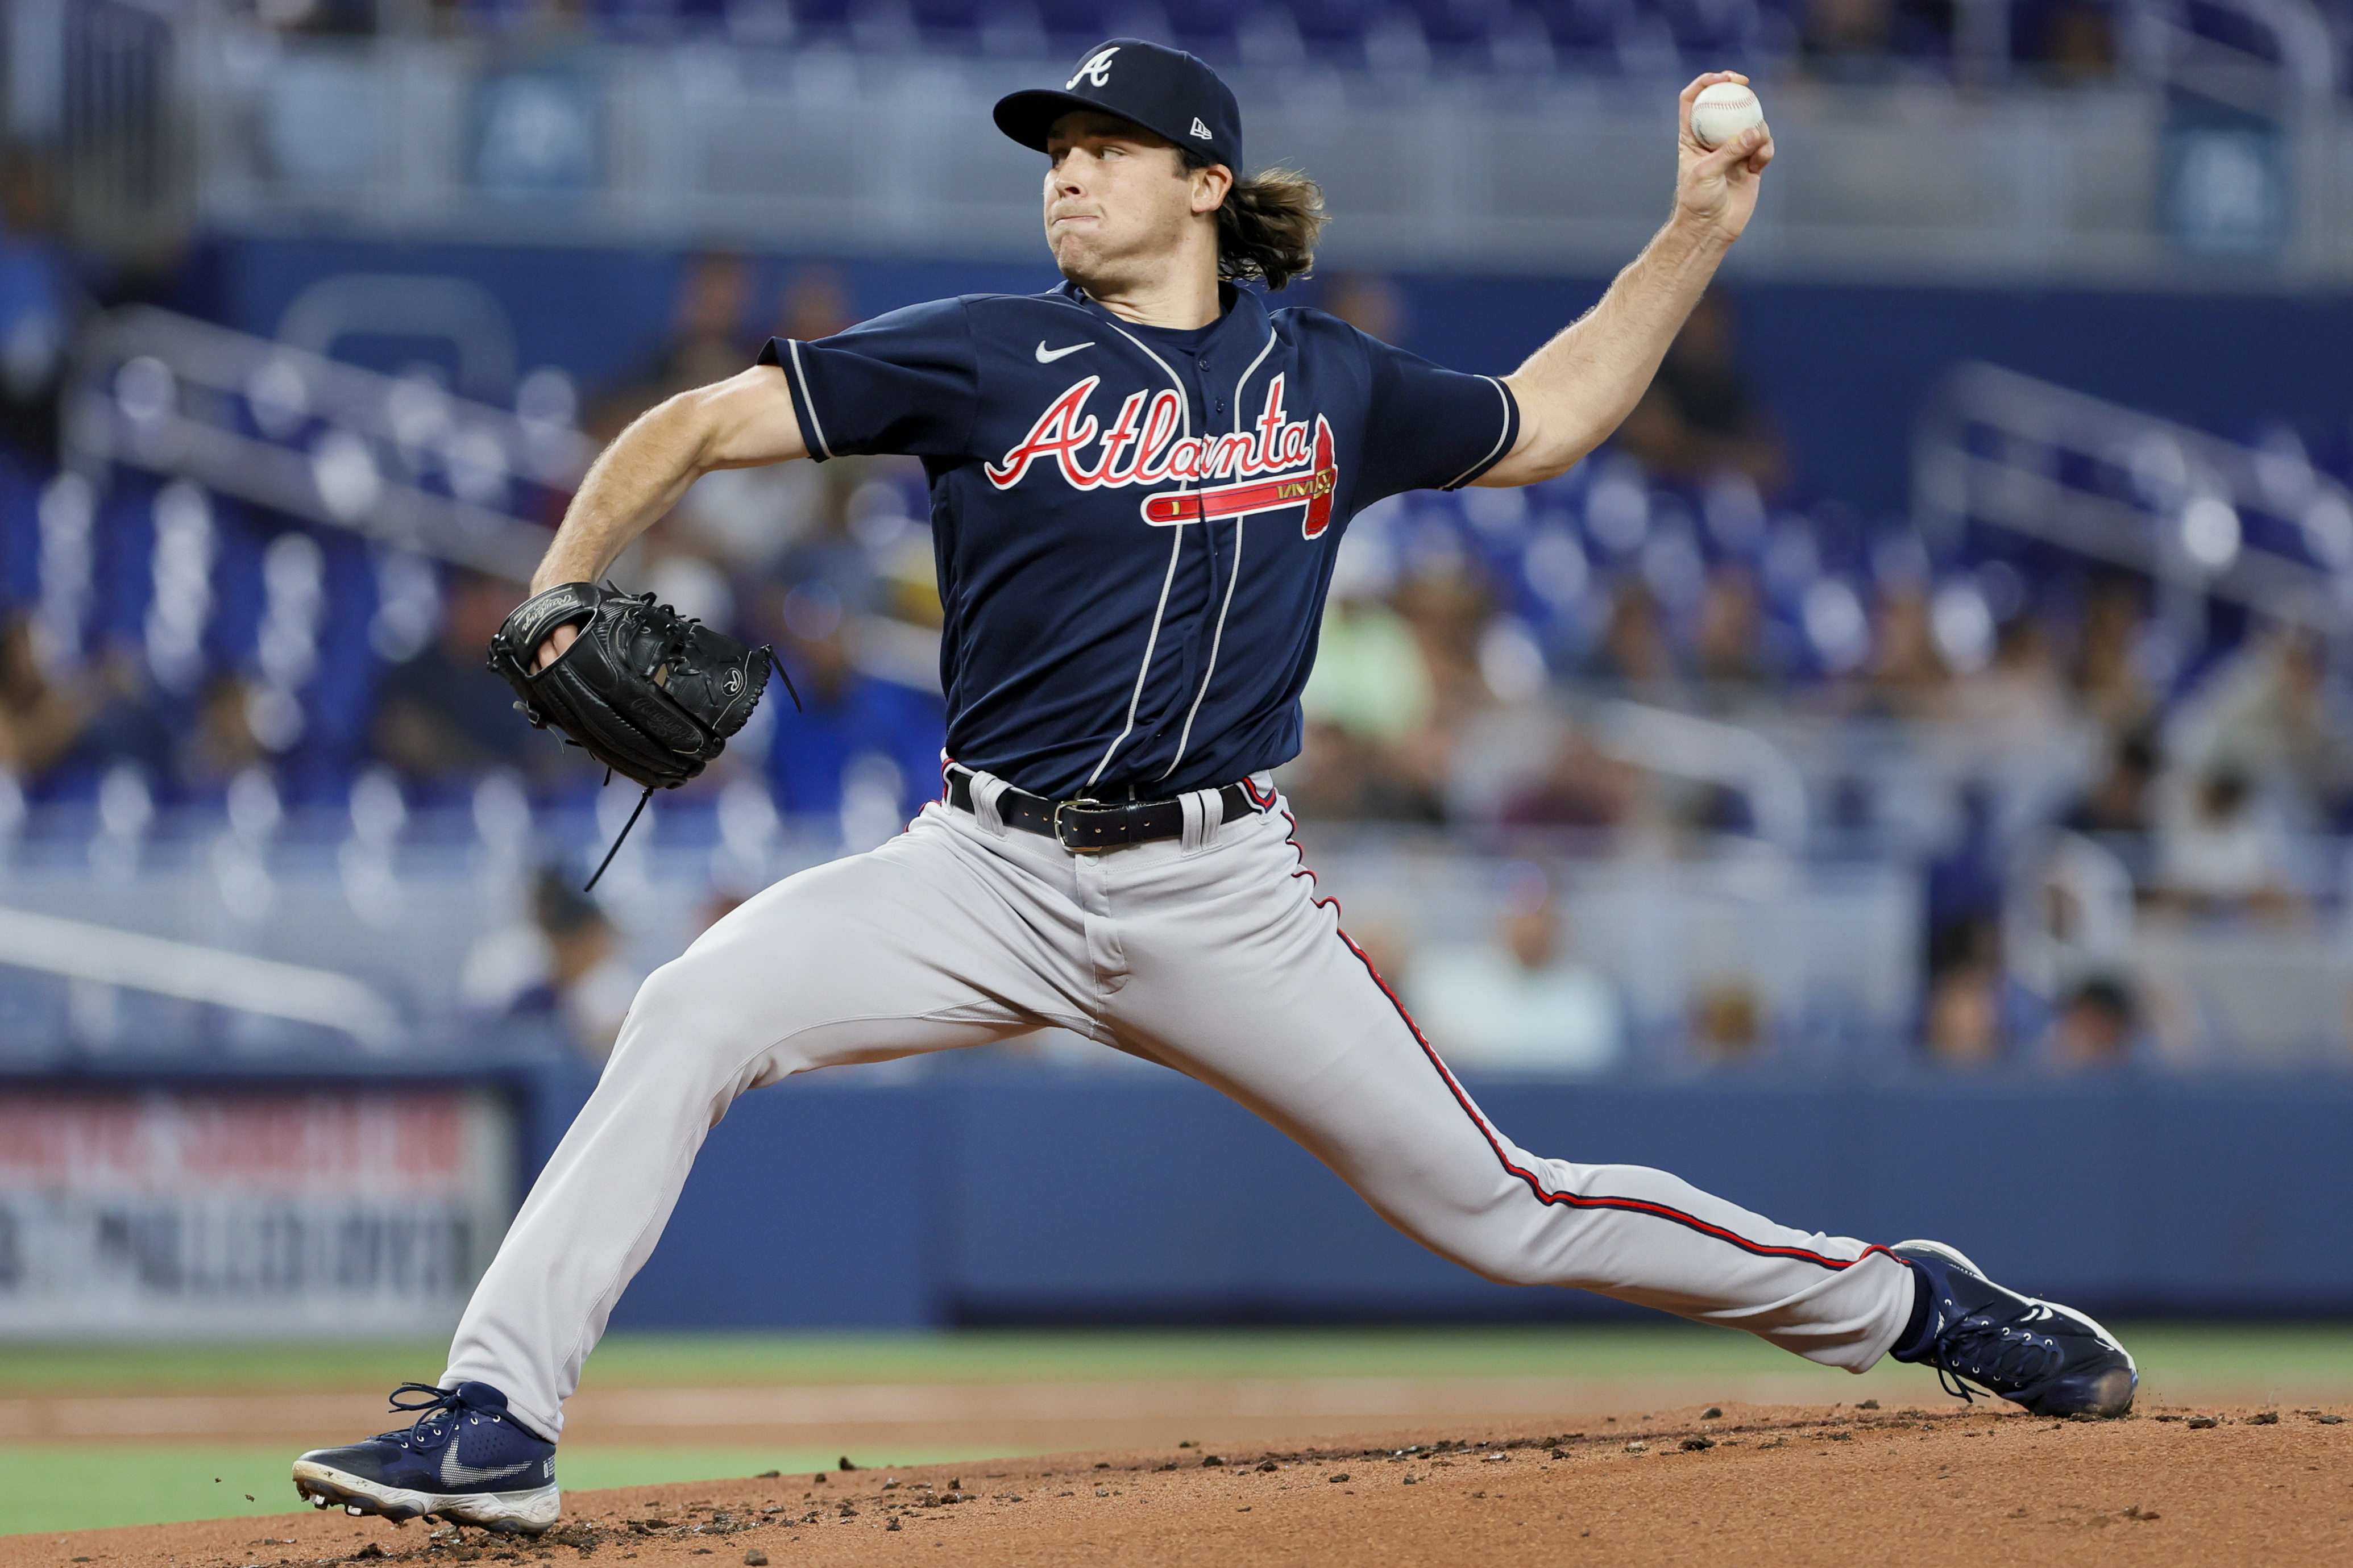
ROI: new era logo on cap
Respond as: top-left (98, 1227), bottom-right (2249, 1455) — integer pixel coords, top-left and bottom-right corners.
top-left (995, 38), bottom-right (1244, 174)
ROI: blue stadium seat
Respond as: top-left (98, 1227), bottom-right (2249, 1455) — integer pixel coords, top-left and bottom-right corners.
top-left (1168, 0), bottom-right (1252, 60)
top-left (790, 0), bottom-right (862, 38)
top-left (1404, 0), bottom-right (1512, 57)
top-left (1524, 0), bottom-right (1636, 60)
top-left (1285, 0), bottom-right (1379, 64)
top-left (911, 0), bottom-right (987, 44)
top-left (1655, 0), bottom-right (1765, 56)
top-left (1035, 0), bottom-right (1113, 49)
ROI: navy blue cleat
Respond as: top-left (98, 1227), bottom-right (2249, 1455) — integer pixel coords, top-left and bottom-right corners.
top-left (1889, 1241), bottom-right (2137, 1418)
top-left (292, 1382), bottom-right (560, 1533)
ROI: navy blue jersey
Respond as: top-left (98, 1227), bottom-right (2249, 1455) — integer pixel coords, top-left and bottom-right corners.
top-left (762, 280), bottom-right (1517, 799)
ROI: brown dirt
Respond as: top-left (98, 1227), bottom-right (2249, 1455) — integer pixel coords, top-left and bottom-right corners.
top-left (0, 1369), bottom-right (1946, 1453)
top-left (8, 1400), bottom-right (2348, 1568)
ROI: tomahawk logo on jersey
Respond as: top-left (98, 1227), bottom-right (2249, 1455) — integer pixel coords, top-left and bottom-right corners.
top-left (761, 279), bottom-right (1516, 800)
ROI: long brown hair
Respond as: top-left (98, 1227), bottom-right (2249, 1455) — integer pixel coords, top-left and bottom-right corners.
top-left (1181, 151), bottom-right (1325, 291)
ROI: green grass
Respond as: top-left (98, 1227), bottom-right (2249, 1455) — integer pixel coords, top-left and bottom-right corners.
top-left (5, 1324), bottom-right (2349, 1538)
top-left (9, 1321), bottom-right (2353, 1397)
top-left (0, 1325), bottom-right (1828, 1396)
top-left (0, 1446), bottom-right (977, 1540)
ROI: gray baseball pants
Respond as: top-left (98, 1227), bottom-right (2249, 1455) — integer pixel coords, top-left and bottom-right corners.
top-left (444, 773), bottom-right (1916, 1440)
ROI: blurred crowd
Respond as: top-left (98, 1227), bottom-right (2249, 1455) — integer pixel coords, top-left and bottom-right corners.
top-left (1284, 278), bottom-right (2353, 1080)
top-left (6, 119), bottom-right (2352, 1078)
top-left (230, 0), bottom-right (2150, 84)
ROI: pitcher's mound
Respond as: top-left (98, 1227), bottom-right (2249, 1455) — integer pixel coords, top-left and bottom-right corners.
top-left (10, 1402), bottom-right (2346, 1568)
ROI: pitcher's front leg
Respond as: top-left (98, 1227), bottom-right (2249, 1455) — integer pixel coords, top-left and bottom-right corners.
top-left (443, 821), bottom-right (1082, 1438)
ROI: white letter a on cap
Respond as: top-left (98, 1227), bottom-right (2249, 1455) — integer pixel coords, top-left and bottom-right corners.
top-left (1190, 117), bottom-right (1213, 140)
top-left (1068, 47), bottom-right (1119, 89)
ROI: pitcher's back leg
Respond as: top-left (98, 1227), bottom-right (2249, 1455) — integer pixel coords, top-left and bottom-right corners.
top-left (1109, 808), bottom-right (1917, 1371)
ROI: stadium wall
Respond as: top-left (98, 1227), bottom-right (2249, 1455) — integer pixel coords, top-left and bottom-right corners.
top-left (596, 1067), bottom-right (2353, 1328)
top-left (7, 1062), bottom-right (2347, 1333)
top-left (186, 237), bottom-right (2353, 518)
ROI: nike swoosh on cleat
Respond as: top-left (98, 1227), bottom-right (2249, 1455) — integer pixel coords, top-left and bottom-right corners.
top-left (1035, 340), bottom-right (1094, 364)
top-left (439, 1445), bottom-right (541, 1488)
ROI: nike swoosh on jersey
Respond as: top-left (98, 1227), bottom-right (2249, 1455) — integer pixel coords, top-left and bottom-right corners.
top-left (438, 1444), bottom-right (542, 1489)
top-left (1035, 340), bottom-right (1094, 364)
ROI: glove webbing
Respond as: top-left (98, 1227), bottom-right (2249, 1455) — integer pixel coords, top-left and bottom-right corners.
top-left (576, 662), bottom-right (800, 893)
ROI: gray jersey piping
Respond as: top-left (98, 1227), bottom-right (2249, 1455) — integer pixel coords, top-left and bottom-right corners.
top-left (786, 339), bottom-right (834, 460)
top-left (1441, 375), bottom-right (1513, 490)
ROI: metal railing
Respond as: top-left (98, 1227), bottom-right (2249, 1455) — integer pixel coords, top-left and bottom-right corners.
top-left (1912, 359), bottom-right (2353, 632)
top-left (100, 20), bottom-right (2352, 286)
top-left (63, 304), bottom-right (582, 581)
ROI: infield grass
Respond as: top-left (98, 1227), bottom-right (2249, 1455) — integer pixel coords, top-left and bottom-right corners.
top-left (13, 1321), bottom-right (2353, 1396)
top-left (3, 1322), bottom-right (2347, 1536)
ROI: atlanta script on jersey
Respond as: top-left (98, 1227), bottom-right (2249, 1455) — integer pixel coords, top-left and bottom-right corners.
top-left (985, 373), bottom-right (1339, 538)
top-left (761, 280), bottom-right (1517, 799)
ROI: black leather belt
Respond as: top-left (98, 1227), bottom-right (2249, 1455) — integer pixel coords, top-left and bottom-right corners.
top-left (945, 768), bottom-right (1265, 852)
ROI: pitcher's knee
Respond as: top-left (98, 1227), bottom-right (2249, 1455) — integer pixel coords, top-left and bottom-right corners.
top-left (605, 949), bottom-right (817, 1084)
top-left (1408, 1204), bottom-right (1578, 1289)
top-left (1456, 1246), bottom-right (1557, 1289)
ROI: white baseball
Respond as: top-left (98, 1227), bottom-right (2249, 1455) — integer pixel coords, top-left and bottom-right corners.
top-left (1690, 82), bottom-right (1764, 151)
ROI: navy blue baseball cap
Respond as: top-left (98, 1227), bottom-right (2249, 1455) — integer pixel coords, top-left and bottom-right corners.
top-left (994, 39), bottom-right (1244, 174)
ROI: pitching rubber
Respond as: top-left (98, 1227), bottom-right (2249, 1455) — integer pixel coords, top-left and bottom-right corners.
top-left (292, 1460), bottom-right (562, 1534)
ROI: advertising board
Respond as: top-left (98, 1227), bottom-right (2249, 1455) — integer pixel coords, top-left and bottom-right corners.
top-left (0, 1085), bottom-right (513, 1338)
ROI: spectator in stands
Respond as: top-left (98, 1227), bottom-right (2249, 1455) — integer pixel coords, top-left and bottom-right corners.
top-left (180, 672), bottom-right (274, 800)
top-left (1289, 543), bottom-right (1493, 826)
top-left (1367, 562), bottom-right (1499, 818)
top-left (1798, 0), bottom-right (1953, 76)
top-left (1692, 564), bottom-right (1775, 691)
top-left (462, 868), bottom-right (640, 1065)
top-left (2046, 975), bottom-right (2137, 1071)
top-left (2070, 576), bottom-right (2155, 734)
top-left (1945, 611), bottom-right (2078, 767)
top-left (1408, 861), bottom-right (1623, 1075)
top-left (1611, 290), bottom-right (1787, 497)
top-left (661, 265), bottom-right (861, 581)
top-left (0, 615), bottom-right (88, 783)
top-left (1318, 272), bottom-right (1409, 345)
top-left (2173, 625), bottom-right (2353, 833)
top-left (0, 150), bottom-right (74, 467)
top-left (0, 619), bottom-right (174, 798)
top-left (372, 569), bottom-right (564, 793)
top-left (1301, 536), bottom-right (1434, 748)
top-left (1497, 726), bottom-right (1638, 834)
top-left (1922, 917), bottom-right (2040, 1068)
top-left (763, 579), bottom-right (945, 829)
top-left (1689, 976), bottom-right (1767, 1064)
top-left (2059, 726), bottom-right (2161, 858)
top-left (2015, 0), bottom-right (2117, 83)
top-left (586, 251), bottom-right (760, 442)
top-left (1582, 577), bottom-right (1679, 694)
top-left (260, 0), bottom-right (381, 34)
top-left (1856, 580), bottom-right (1947, 718)
top-left (2153, 764), bottom-right (2300, 918)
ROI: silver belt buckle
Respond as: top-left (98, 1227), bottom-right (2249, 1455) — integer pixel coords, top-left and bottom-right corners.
top-left (1052, 797), bottom-right (1112, 852)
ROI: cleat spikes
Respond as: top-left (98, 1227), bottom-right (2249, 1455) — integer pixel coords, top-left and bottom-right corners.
top-left (293, 1383), bottom-right (561, 1534)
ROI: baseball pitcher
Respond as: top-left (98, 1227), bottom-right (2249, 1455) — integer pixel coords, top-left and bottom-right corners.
top-left (292, 40), bottom-right (2135, 1533)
